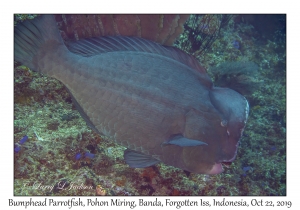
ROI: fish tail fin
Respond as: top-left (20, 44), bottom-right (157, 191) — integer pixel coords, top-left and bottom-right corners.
top-left (14, 15), bottom-right (64, 71)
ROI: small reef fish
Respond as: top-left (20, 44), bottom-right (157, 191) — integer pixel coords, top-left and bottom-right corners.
top-left (14, 15), bottom-right (249, 174)
top-left (14, 135), bottom-right (28, 153)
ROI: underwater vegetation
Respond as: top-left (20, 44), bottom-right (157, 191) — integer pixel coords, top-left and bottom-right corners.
top-left (210, 61), bottom-right (260, 96)
top-left (14, 14), bottom-right (286, 196)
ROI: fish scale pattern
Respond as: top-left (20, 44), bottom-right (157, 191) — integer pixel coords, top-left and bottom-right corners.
top-left (55, 51), bottom-right (206, 154)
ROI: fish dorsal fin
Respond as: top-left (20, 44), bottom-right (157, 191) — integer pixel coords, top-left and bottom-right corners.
top-left (66, 36), bottom-right (207, 74)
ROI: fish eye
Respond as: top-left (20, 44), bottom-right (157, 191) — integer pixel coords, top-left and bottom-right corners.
top-left (221, 119), bottom-right (227, 127)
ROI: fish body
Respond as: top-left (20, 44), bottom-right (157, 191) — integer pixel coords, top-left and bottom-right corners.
top-left (14, 15), bottom-right (249, 174)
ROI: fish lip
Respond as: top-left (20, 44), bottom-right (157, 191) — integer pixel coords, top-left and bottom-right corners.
top-left (218, 158), bottom-right (235, 165)
top-left (213, 159), bottom-right (234, 172)
top-left (220, 161), bottom-right (233, 168)
top-left (220, 155), bottom-right (236, 163)
top-left (207, 162), bottom-right (224, 175)
top-left (207, 160), bottom-right (234, 175)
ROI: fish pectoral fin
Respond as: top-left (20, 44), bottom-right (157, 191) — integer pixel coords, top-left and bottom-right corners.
top-left (124, 149), bottom-right (160, 168)
top-left (162, 135), bottom-right (208, 147)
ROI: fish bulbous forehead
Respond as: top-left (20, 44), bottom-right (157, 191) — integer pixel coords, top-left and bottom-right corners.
top-left (208, 87), bottom-right (249, 162)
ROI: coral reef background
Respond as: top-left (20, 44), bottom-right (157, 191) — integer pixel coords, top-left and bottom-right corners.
top-left (14, 14), bottom-right (286, 196)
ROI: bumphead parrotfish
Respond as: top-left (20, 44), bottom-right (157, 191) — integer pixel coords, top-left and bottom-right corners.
top-left (14, 15), bottom-right (249, 174)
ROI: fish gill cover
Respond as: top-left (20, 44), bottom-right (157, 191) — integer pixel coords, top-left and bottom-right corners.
top-left (14, 14), bottom-right (286, 196)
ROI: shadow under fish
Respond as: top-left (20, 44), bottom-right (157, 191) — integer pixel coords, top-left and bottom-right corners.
top-left (14, 15), bottom-right (249, 174)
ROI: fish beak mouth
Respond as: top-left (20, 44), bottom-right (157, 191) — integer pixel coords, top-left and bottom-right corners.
top-left (221, 161), bottom-right (233, 168)
top-left (207, 162), bottom-right (223, 174)
top-left (207, 161), bottom-right (233, 175)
